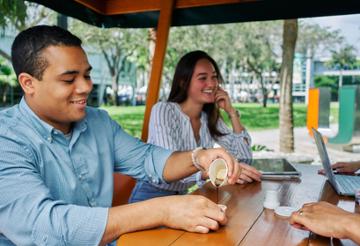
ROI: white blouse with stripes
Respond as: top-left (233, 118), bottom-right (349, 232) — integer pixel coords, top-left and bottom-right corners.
top-left (147, 101), bottom-right (252, 191)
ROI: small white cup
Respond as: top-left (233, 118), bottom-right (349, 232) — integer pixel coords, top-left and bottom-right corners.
top-left (209, 158), bottom-right (228, 187)
top-left (263, 190), bottom-right (279, 210)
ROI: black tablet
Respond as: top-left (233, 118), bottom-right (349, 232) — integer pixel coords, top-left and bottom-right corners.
top-left (249, 158), bottom-right (301, 176)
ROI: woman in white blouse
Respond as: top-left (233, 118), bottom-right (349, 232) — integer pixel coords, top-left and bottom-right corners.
top-left (129, 50), bottom-right (261, 203)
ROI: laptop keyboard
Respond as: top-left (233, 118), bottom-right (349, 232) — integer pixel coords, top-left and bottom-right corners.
top-left (336, 175), bottom-right (360, 194)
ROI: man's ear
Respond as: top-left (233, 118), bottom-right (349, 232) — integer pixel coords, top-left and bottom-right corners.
top-left (18, 73), bottom-right (37, 95)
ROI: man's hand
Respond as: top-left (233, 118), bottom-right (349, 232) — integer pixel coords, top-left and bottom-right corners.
top-left (236, 163), bottom-right (262, 184)
top-left (162, 195), bottom-right (227, 233)
top-left (102, 194), bottom-right (227, 244)
top-left (318, 161), bottom-right (360, 175)
top-left (196, 148), bottom-right (241, 184)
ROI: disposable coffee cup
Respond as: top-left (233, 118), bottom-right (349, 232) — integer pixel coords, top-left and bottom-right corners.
top-left (263, 190), bottom-right (279, 210)
top-left (209, 158), bottom-right (228, 187)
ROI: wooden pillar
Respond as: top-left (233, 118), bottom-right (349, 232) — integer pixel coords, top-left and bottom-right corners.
top-left (141, 0), bottom-right (175, 141)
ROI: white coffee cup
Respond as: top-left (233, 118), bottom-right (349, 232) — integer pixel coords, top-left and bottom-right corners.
top-left (263, 190), bottom-right (280, 209)
top-left (209, 158), bottom-right (228, 187)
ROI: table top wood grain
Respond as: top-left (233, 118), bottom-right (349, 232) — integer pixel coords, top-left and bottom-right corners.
top-left (117, 164), bottom-right (358, 246)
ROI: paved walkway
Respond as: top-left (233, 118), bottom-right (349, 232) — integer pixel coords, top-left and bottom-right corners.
top-left (249, 126), bottom-right (360, 165)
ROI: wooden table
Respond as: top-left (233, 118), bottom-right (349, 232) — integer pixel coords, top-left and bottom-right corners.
top-left (117, 164), bottom-right (357, 245)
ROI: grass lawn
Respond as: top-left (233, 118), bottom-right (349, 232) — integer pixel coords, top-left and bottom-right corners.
top-left (102, 103), bottom-right (339, 138)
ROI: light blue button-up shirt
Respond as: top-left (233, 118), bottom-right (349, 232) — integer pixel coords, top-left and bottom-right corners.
top-left (0, 98), bottom-right (173, 245)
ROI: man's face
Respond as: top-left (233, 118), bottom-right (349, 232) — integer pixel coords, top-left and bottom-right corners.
top-left (26, 45), bottom-right (93, 133)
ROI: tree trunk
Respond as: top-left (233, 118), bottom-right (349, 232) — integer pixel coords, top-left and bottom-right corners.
top-left (259, 76), bottom-right (268, 108)
top-left (148, 28), bottom-right (157, 66)
top-left (111, 75), bottom-right (119, 106)
top-left (279, 19), bottom-right (298, 153)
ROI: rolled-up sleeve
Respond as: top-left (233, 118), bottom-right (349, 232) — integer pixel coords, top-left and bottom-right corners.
top-left (216, 118), bottom-right (253, 160)
top-left (112, 119), bottom-right (173, 184)
top-left (0, 137), bottom-right (108, 246)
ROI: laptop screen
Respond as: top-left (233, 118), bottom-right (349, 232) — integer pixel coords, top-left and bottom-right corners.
top-left (312, 128), bottom-right (339, 190)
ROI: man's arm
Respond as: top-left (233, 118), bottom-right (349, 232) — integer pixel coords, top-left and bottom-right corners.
top-left (0, 138), bottom-right (108, 245)
top-left (162, 148), bottom-right (241, 184)
top-left (112, 118), bottom-right (241, 185)
top-left (100, 195), bottom-right (227, 245)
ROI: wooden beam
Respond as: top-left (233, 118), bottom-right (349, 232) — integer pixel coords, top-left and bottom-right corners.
top-left (75, 0), bottom-right (256, 15)
top-left (74, 0), bottom-right (104, 14)
top-left (141, 0), bottom-right (175, 141)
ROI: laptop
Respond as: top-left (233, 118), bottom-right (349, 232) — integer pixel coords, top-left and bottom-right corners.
top-left (312, 128), bottom-right (360, 196)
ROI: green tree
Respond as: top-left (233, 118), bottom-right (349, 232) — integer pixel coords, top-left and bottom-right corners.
top-left (328, 44), bottom-right (357, 87)
top-left (0, 57), bottom-right (17, 104)
top-left (0, 2), bottom-right (54, 61)
top-left (70, 20), bottom-right (148, 105)
top-left (239, 21), bottom-right (282, 107)
top-left (297, 22), bottom-right (344, 59)
top-left (0, 0), bottom-right (26, 30)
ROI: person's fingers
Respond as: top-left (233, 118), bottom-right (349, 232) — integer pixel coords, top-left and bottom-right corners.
top-left (318, 169), bottom-right (325, 175)
top-left (332, 162), bottom-right (345, 168)
top-left (228, 159), bottom-right (240, 184)
top-left (239, 163), bottom-right (262, 181)
top-left (239, 173), bottom-right (253, 183)
top-left (204, 202), bottom-right (227, 224)
top-left (216, 149), bottom-right (234, 177)
top-left (215, 94), bottom-right (226, 101)
top-left (197, 217), bottom-right (220, 231)
top-left (302, 202), bottom-right (316, 210)
top-left (194, 225), bottom-right (210, 233)
top-left (236, 178), bottom-right (245, 184)
top-left (290, 222), bottom-right (310, 231)
top-left (290, 222), bottom-right (303, 229)
top-left (247, 168), bottom-right (262, 181)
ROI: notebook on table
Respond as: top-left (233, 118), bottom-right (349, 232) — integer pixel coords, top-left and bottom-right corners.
top-left (312, 128), bottom-right (360, 196)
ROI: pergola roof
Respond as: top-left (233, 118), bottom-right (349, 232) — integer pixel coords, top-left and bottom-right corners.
top-left (29, 0), bottom-right (360, 28)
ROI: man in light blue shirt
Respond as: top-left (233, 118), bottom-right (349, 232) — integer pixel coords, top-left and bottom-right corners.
top-left (0, 25), bottom-right (242, 245)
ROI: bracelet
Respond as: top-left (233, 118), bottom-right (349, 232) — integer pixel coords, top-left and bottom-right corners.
top-left (227, 109), bottom-right (241, 119)
top-left (191, 147), bottom-right (206, 171)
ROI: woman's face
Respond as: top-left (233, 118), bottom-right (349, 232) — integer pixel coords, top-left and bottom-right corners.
top-left (187, 58), bottom-right (219, 105)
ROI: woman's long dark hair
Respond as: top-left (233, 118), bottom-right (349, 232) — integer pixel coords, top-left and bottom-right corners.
top-left (168, 50), bottom-right (225, 139)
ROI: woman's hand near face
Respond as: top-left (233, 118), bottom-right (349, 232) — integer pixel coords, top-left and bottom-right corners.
top-left (215, 87), bottom-right (233, 113)
top-left (215, 86), bottom-right (245, 133)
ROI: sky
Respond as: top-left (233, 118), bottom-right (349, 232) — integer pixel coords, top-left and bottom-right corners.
top-left (302, 13), bottom-right (360, 56)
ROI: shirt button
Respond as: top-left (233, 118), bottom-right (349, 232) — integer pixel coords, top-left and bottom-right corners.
top-left (152, 178), bottom-right (157, 183)
top-left (47, 137), bottom-right (52, 142)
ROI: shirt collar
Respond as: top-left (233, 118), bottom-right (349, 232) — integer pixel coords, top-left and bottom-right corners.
top-left (19, 97), bottom-right (88, 142)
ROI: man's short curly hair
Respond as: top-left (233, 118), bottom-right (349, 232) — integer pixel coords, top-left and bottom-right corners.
top-left (11, 25), bottom-right (82, 80)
